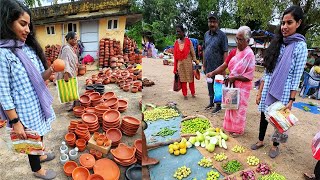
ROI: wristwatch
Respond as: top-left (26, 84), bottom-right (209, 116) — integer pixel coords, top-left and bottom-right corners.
top-left (289, 97), bottom-right (295, 102)
top-left (9, 117), bottom-right (20, 125)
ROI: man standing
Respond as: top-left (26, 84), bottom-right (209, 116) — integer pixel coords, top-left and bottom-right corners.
top-left (203, 11), bottom-right (228, 113)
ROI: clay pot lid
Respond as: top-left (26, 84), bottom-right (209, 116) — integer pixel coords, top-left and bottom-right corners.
top-left (122, 116), bottom-right (141, 126)
top-left (134, 139), bottom-right (142, 153)
top-left (104, 97), bottom-right (118, 107)
top-left (105, 128), bottom-right (122, 142)
top-left (102, 92), bottom-right (116, 100)
top-left (63, 161), bottom-right (78, 174)
top-left (73, 106), bottom-right (85, 113)
top-left (65, 133), bottom-right (76, 142)
top-left (103, 110), bottom-right (120, 123)
top-left (85, 107), bottom-right (96, 114)
top-left (93, 158), bottom-right (120, 180)
top-left (87, 174), bottom-right (104, 180)
top-left (80, 95), bottom-right (90, 103)
top-left (72, 166), bottom-right (90, 180)
top-left (82, 113), bottom-right (98, 124)
top-left (118, 99), bottom-right (128, 108)
top-left (79, 154), bottom-right (96, 169)
top-left (111, 143), bottom-right (136, 160)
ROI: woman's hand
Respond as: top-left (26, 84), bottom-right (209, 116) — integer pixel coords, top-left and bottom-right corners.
top-left (285, 101), bottom-right (293, 110)
top-left (13, 121), bottom-right (27, 140)
top-left (228, 77), bottom-right (236, 83)
top-left (256, 92), bottom-right (262, 105)
top-left (206, 72), bottom-right (213, 78)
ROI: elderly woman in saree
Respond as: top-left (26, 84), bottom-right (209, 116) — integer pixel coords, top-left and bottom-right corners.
top-left (206, 26), bottom-right (255, 137)
top-left (55, 31), bottom-right (79, 111)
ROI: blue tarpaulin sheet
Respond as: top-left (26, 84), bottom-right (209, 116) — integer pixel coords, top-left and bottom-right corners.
top-left (144, 116), bottom-right (182, 146)
top-left (148, 146), bottom-right (224, 180)
top-left (293, 102), bottom-right (320, 114)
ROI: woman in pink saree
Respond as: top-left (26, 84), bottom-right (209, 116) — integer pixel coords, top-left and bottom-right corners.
top-left (207, 26), bottom-right (255, 137)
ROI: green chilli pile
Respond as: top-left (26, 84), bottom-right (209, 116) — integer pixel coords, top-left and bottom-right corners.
top-left (198, 157), bottom-right (212, 167)
top-left (258, 172), bottom-right (286, 180)
top-left (173, 166), bottom-right (191, 180)
top-left (143, 107), bottom-right (179, 121)
top-left (222, 160), bottom-right (242, 174)
top-left (153, 127), bottom-right (177, 137)
top-left (206, 170), bottom-right (220, 180)
top-left (181, 117), bottom-right (211, 134)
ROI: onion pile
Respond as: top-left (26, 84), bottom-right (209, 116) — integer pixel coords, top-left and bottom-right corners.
top-left (240, 170), bottom-right (256, 180)
top-left (256, 163), bottom-right (271, 175)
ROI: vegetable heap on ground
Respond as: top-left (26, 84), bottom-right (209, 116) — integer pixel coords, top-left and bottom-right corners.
top-left (222, 160), bottom-right (242, 174)
top-left (143, 106), bottom-right (179, 121)
top-left (198, 157), bottom-right (213, 168)
top-left (153, 127), bottom-right (177, 137)
top-left (181, 117), bottom-right (211, 134)
top-left (173, 166), bottom-right (191, 180)
top-left (206, 170), bottom-right (220, 180)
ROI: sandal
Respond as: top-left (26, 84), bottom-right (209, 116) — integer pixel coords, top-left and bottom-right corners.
top-left (40, 152), bottom-right (56, 163)
top-left (250, 142), bottom-right (264, 150)
top-left (34, 169), bottom-right (57, 180)
top-left (304, 173), bottom-right (316, 180)
top-left (230, 132), bottom-right (244, 138)
top-left (269, 147), bottom-right (280, 158)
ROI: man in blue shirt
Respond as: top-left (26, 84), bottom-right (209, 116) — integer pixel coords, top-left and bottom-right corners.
top-left (203, 11), bottom-right (228, 113)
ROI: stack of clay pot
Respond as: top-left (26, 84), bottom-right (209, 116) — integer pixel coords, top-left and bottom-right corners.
top-left (68, 120), bottom-right (79, 134)
top-left (102, 110), bottom-right (121, 131)
top-left (89, 92), bottom-right (103, 107)
top-left (120, 116), bottom-right (141, 136)
top-left (98, 38), bottom-right (122, 68)
top-left (104, 97), bottom-right (119, 110)
top-left (75, 123), bottom-right (90, 142)
top-left (73, 106), bottom-right (85, 118)
top-left (45, 44), bottom-right (61, 66)
top-left (81, 113), bottom-right (100, 134)
top-left (105, 128), bottom-right (122, 147)
top-left (111, 143), bottom-right (137, 166)
top-left (94, 104), bottom-right (110, 124)
top-left (118, 99), bottom-right (128, 113)
top-left (102, 91), bottom-right (116, 101)
top-left (134, 139), bottom-right (142, 162)
top-left (65, 132), bottom-right (76, 147)
top-left (79, 94), bottom-right (91, 107)
top-left (75, 138), bottom-right (87, 152)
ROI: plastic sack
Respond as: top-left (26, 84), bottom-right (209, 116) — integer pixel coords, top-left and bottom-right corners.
top-left (266, 101), bottom-right (299, 133)
top-left (221, 82), bottom-right (240, 109)
top-left (3, 128), bottom-right (46, 155)
top-left (213, 75), bottom-right (224, 103)
top-left (312, 131), bottom-right (320, 160)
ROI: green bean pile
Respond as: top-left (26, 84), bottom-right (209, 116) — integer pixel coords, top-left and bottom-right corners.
top-left (222, 160), bottom-right (242, 174)
top-left (258, 172), bottom-right (286, 180)
top-left (153, 127), bottom-right (177, 137)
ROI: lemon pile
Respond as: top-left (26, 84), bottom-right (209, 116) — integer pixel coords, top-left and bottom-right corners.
top-left (168, 139), bottom-right (187, 156)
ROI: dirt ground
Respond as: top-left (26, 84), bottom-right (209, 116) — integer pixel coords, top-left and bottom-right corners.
top-left (0, 69), bottom-right (142, 179)
top-left (142, 58), bottom-right (320, 180)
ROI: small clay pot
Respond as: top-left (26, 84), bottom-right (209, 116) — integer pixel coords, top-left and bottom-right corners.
top-left (89, 149), bottom-right (96, 156)
top-left (96, 138), bottom-right (104, 146)
top-left (95, 151), bottom-right (103, 160)
top-left (93, 132), bottom-right (100, 141)
top-left (131, 86), bottom-right (138, 93)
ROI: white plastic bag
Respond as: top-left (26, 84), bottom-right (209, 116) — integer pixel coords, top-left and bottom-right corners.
top-left (221, 82), bottom-right (240, 109)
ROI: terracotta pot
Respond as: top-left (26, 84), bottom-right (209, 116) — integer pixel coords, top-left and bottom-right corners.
top-left (72, 167), bottom-right (90, 180)
top-left (123, 85), bottom-right (130, 92)
top-left (63, 161), bottom-right (78, 177)
top-left (104, 138), bottom-right (111, 147)
top-left (95, 151), bottom-right (103, 160)
top-left (65, 133), bottom-right (76, 142)
top-left (131, 86), bottom-right (138, 93)
top-left (89, 149), bottom-right (96, 156)
top-left (87, 174), bottom-right (104, 180)
top-left (103, 77), bottom-right (110, 85)
top-left (96, 138), bottom-right (104, 146)
top-left (79, 154), bottom-right (95, 170)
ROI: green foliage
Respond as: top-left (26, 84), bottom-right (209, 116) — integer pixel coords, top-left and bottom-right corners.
top-left (24, 0), bottom-right (42, 7)
top-left (126, 22), bottom-right (143, 49)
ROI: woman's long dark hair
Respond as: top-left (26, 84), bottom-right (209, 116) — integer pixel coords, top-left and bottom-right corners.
top-left (0, 0), bottom-right (47, 69)
top-left (263, 5), bottom-right (305, 73)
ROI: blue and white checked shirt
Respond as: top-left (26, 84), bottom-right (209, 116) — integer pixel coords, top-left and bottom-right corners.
top-left (0, 45), bottom-right (56, 136)
top-left (258, 41), bottom-right (307, 112)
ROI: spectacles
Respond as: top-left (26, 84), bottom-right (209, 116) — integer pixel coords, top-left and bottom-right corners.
top-left (234, 37), bottom-right (245, 43)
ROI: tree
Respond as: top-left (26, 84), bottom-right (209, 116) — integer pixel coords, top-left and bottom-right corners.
top-left (24, 0), bottom-right (42, 7)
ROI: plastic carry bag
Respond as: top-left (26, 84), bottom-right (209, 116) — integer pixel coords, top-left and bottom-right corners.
top-left (312, 131), bottom-right (320, 160)
top-left (213, 75), bottom-right (224, 103)
top-left (266, 101), bottom-right (299, 133)
top-left (56, 77), bottom-right (80, 103)
top-left (221, 82), bottom-right (240, 109)
top-left (3, 128), bottom-right (46, 155)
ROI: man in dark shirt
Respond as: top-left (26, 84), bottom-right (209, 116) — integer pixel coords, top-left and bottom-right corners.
top-left (203, 11), bottom-right (228, 113)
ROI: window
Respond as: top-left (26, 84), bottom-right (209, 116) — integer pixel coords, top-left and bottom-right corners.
top-left (68, 23), bottom-right (77, 32)
top-left (46, 25), bottom-right (55, 35)
top-left (107, 18), bottom-right (119, 30)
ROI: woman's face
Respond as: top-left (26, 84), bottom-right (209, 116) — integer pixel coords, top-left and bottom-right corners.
top-left (68, 35), bottom-right (78, 46)
top-left (176, 28), bottom-right (184, 39)
top-left (12, 12), bottom-right (30, 42)
top-left (235, 32), bottom-right (248, 51)
top-left (281, 13), bottom-right (301, 37)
